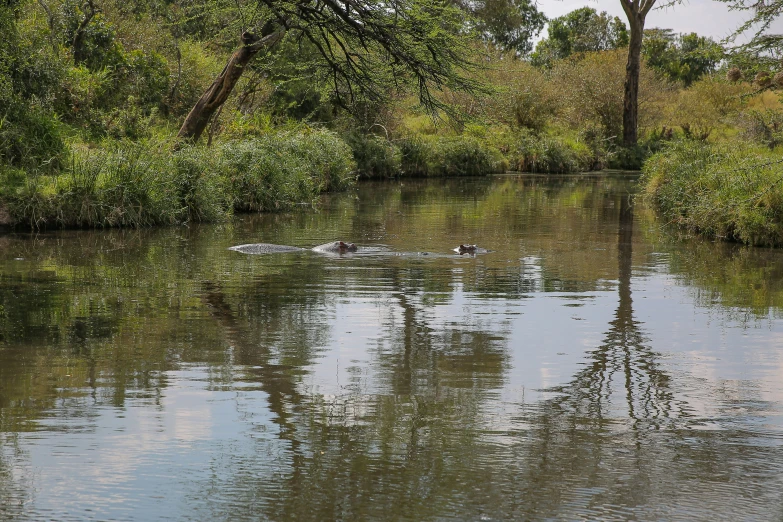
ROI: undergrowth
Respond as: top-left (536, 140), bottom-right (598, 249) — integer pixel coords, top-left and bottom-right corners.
top-left (641, 139), bottom-right (783, 247)
top-left (0, 128), bottom-right (356, 229)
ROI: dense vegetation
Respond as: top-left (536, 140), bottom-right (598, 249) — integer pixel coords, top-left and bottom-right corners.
top-left (1, 0), bottom-right (782, 243)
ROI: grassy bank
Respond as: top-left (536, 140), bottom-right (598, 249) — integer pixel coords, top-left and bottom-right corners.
top-left (345, 127), bottom-right (616, 180)
top-left (0, 129), bottom-right (356, 229)
top-left (1, 119), bottom-right (631, 230)
top-left (641, 140), bottom-right (783, 247)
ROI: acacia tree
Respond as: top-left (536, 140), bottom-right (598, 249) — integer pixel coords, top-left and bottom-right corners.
top-left (457, 0), bottom-right (547, 55)
top-left (178, 0), bottom-right (479, 143)
top-left (719, 0), bottom-right (783, 48)
top-left (530, 7), bottom-right (628, 67)
top-left (717, 0), bottom-right (783, 74)
top-left (618, 0), bottom-right (658, 146)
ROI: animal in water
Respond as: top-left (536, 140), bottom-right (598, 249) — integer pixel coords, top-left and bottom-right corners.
top-left (312, 241), bottom-right (358, 253)
top-left (230, 241), bottom-right (357, 255)
top-left (454, 244), bottom-right (489, 255)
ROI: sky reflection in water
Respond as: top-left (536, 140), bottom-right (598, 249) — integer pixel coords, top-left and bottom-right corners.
top-left (1, 174), bottom-right (783, 521)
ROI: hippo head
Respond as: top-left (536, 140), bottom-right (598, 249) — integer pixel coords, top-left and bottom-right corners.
top-left (338, 241), bottom-right (358, 252)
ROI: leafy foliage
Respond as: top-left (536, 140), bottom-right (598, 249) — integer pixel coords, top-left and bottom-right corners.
top-left (457, 0), bottom-right (546, 55)
top-left (642, 29), bottom-right (724, 86)
top-left (531, 7), bottom-right (628, 67)
top-left (643, 139), bottom-right (783, 247)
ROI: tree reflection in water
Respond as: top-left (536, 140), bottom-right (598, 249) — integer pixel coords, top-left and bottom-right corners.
top-left (543, 193), bottom-right (691, 428)
top-left (3, 176), bottom-right (783, 520)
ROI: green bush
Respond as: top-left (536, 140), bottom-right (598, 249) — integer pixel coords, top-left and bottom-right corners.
top-left (382, 134), bottom-right (505, 178)
top-left (61, 3), bottom-right (125, 72)
top-left (398, 136), bottom-right (431, 176)
top-left (642, 139), bottom-right (783, 246)
top-left (509, 131), bottom-right (595, 173)
top-left (737, 109), bottom-right (783, 149)
top-left (220, 128), bottom-right (356, 212)
top-left (428, 135), bottom-right (501, 176)
top-left (0, 95), bottom-right (67, 171)
top-left (344, 132), bottom-right (402, 179)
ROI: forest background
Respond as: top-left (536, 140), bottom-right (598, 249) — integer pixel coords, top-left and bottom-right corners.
top-left (1, 0), bottom-right (783, 245)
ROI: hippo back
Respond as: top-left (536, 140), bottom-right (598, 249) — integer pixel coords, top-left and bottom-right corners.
top-left (229, 243), bottom-right (305, 255)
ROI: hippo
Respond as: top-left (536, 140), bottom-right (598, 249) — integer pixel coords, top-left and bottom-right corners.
top-left (230, 241), bottom-right (358, 255)
top-left (312, 241), bottom-right (358, 253)
top-left (454, 244), bottom-right (489, 255)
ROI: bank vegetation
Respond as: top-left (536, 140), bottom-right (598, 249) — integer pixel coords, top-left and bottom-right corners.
top-left (1, 0), bottom-right (782, 241)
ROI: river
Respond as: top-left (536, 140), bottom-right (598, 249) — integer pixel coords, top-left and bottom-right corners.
top-left (1, 173), bottom-right (782, 520)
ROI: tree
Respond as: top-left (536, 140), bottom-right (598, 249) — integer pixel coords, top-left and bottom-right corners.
top-left (642, 29), bottom-right (724, 86)
top-left (618, 0), bottom-right (659, 146)
top-left (530, 7), bottom-right (628, 67)
top-left (456, 0), bottom-right (547, 55)
top-left (718, 0), bottom-right (783, 52)
top-left (716, 0), bottom-right (783, 74)
top-left (178, 0), bottom-right (479, 143)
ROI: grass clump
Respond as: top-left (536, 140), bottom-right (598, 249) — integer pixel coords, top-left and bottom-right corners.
top-left (509, 131), bottom-right (597, 173)
top-left (0, 128), bottom-right (356, 229)
top-left (222, 128), bottom-right (356, 211)
top-left (3, 140), bottom-right (189, 228)
top-left (641, 139), bottom-right (783, 247)
top-left (395, 135), bottom-right (504, 177)
top-left (428, 135), bottom-right (503, 176)
top-left (343, 132), bottom-right (402, 179)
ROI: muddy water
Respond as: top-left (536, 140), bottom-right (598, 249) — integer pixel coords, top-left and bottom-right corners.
top-left (1, 174), bottom-right (782, 521)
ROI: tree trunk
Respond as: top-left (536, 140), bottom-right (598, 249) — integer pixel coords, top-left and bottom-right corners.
top-left (177, 28), bottom-right (285, 144)
top-left (72, 0), bottom-right (97, 65)
top-left (622, 15), bottom-right (644, 146)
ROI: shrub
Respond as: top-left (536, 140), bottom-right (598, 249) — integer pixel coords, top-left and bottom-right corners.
top-left (551, 49), bottom-right (670, 140)
top-left (0, 95), bottom-right (67, 172)
top-left (642, 139), bottom-right (783, 246)
top-left (344, 132), bottom-right (401, 179)
top-left (428, 136), bottom-right (502, 176)
top-left (663, 77), bottom-right (746, 142)
top-left (737, 109), bottom-right (783, 149)
top-left (509, 131), bottom-right (595, 173)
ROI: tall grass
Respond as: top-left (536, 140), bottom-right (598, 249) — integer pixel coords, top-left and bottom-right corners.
top-left (0, 128), bottom-right (357, 229)
top-left (344, 132), bottom-right (402, 179)
top-left (396, 135), bottom-right (504, 177)
top-left (223, 129), bottom-right (356, 211)
top-left (507, 131), bottom-right (598, 173)
top-left (642, 139), bottom-right (783, 246)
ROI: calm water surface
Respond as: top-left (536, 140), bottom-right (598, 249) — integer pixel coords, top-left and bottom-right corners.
top-left (2, 174), bottom-right (783, 521)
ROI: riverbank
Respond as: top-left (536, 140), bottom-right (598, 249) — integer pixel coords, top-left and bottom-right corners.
top-left (1, 124), bottom-right (644, 230)
top-left (0, 129), bottom-right (356, 229)
top-left (641, 139), bottom-right (783, 247)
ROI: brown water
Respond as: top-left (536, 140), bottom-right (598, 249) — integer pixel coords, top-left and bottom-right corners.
top-left (1, 174), bottom-right (783, 521)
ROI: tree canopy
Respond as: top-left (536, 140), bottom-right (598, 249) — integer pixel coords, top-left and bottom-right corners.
top-left (531, 7), bottom-right (628, 67)
top-left (642, 29), bottom-right (724, 86)
top-left (175, 0), bottom-right (485, 141)
top-left (457, 0), bottom-right (546, 55)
